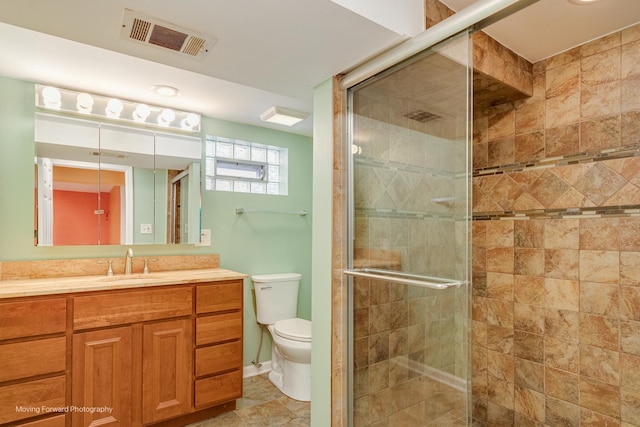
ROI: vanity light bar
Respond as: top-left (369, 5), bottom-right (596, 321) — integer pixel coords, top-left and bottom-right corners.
top-left (35, 84), bottom-right (201, 133)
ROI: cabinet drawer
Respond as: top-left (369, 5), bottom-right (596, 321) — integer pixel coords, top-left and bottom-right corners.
top-left (0, 337), bottom-right (66, 382)
top-left (196, 312), bottom-right (242, 345)
top-left (194, 370), bottom-right (242, 408)
top-left (0, 376), bottom-right (66, 424)
top-left (0, 298), bottom-right (66, 340)
top-left (195, 341), bottom-right (242, 377)
top-left (15, 414), bottom-right (66, 427)
top-left (74, 286), bottom-right (192, 330)
top-left (196, 280), bottom-right (243, 314)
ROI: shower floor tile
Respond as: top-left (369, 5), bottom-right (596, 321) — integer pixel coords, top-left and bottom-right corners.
top-left (187, 373), bottom-right (310, 427)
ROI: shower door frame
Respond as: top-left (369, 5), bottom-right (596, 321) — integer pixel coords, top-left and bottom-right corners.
top-left (344, 30), bottom-right (474, 426)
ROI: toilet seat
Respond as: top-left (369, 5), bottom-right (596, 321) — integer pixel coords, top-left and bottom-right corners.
top-left (274, 318), bottom-right (311, 342)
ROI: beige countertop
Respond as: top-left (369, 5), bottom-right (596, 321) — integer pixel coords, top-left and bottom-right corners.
top-left (0, 268), bottom-right (247, 299)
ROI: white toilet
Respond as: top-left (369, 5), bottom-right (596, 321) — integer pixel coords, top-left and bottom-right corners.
top-left (252, 273), bottom-right (311, 402)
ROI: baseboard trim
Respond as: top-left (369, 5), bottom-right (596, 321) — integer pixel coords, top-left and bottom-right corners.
top-left (243, 360), bottom-right (272, 378)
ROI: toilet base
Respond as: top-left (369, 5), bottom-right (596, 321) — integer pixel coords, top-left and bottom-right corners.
top-left (270, 345), bottom-right (311, 401)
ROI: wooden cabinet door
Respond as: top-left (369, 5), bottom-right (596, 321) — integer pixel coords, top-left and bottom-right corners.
top-left (142, 318), bottom-right (192, 424)
top-left (72, 327), bottom-right (132, 427)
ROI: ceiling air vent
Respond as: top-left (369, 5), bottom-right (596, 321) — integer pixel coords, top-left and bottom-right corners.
top-left (120, 9), bottom-right (215, 60)
top-left (403, 109), bottom-right (442, 123)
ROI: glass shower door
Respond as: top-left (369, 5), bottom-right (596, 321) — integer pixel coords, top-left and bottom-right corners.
top-left (346, 31), bottom-right (472, 426)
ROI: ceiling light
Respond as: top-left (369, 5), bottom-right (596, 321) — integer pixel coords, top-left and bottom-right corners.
top-left (259, 106), bottom-right (309, 127)
top-left (41, 86), bottom-right (61, 109)
top-left (152, 85), bottom-right (180, 97)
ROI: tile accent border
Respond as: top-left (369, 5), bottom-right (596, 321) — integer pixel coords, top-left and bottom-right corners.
top-left (473, 151), bottom-right (640, 215)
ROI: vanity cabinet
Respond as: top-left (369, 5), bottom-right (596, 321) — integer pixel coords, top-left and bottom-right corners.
top-left (141, 318), bottom-right (192, 424)
top-left (72, 286), bottom-right (193, 426)
top-left (72, 326), bottom-right (133, 427)
top-left (194, 280), bottom-right (244, 408)
top-left (0, 273), bottom-right (245, 427)
top-left (0, 298), bottom-right (68, 426)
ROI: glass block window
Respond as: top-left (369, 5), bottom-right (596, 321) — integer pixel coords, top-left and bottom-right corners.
top-left (205, 135), bottom-right (288, 195)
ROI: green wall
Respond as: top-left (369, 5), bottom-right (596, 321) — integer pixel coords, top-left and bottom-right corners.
top-left (311, 78), bottom-right (333, 427)
top-left (0, 75), bottom-right (313, 370)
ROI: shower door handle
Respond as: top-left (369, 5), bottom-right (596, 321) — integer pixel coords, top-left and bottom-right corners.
top-left (343, 268), bottom-right (463, 290)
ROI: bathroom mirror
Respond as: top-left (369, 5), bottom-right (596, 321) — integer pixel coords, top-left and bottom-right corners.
top-left (34, 113), bottom-right (202, 246)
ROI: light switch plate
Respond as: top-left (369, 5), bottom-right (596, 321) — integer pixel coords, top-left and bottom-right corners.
top-left (196, 228), bottom-right (211, 246)
top-left (140, 223), bottom-right (153, 234)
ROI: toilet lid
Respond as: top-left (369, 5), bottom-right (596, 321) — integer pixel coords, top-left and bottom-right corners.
top-left (274, 318), bottom-right (312, 342)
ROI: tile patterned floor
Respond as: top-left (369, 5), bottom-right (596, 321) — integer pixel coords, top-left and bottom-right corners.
top-left (187, 374), bottom-right (310, 427)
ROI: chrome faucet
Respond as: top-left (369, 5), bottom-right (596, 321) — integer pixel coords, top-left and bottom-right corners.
top-left (124, 248), bottom-right (134, 275)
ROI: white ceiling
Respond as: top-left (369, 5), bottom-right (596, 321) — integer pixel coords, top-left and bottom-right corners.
top-left (442, 0), bottom-right (640, 62)
top-left (1, 0), bottom-right (639, 137)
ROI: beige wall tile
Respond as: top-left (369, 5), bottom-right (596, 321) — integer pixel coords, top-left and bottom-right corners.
top-left (621, 353), bottom-right (640, 391)
top-left (581, 32), bottom-right (621, 57)
top-left (579, 314), bottom-right (619, 351)
top-left (513, 330), bottom-right (543, 363)
top-left (621, 286), bottom-right (640, 321)
top-left (545, 336), bottom-right (580, 373)
top-left (621, 251), bottom-right (640, 287)
top-left (545, 367), bottom-right (579, 404)
top-left (545, 397), bottom-right (580, 426)
top-left (514, 385), bottom-right (545, 422)
top-left (514, 302), bottom-right (544, 335)
top-left (515, 358), bottom-right (544, 392)
top-left (580, 115), bottom-right (621, 151)
top-left (580, 377), bottom-right (621, 418)
top-left (487, 272), bottom-right (514, 300)
top-left (580, 281), bottom-right (619, 317)
top-left (546, 61), bottom-right (580, 99)
top-left (580, 250), bottom-right (620, 284)
top-left (545, 124), bottom-right (580, 157)
top-left (622, 39), bottom-right (640, 78)
top-left (620, 218), bottom-right (640, 251)
top-left (487, 247), bottom-right (515, 274)
top-left (515, 248), bottom-right (545, 277)
top-left (544, 277), bottom-right (579, 310)
top-left (515, 131), bottom-right (545, 163)
top-left (546, 91), bottom-right (581, 128)
top-left (621, 388), bottom-right (640, 425)
top-left (545, 249), bottom-right (579, 280)
top-left (544, 218), bottom-right (579, 249)
top-left (580, 344), bottom-right (620, 384)
top-left (621, 320), bottom-right (640, 356)
top-left (582, 47), bottom-right (621, 86)
top-left (545, 308), bottom-right (579, 342)
top-left (622, 23), bottom-right (640, 44)
top-left (579, 218), bottom-right (620, 250)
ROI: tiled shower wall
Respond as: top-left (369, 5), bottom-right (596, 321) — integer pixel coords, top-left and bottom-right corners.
top-left (471, 24), bottom-right (640, 427)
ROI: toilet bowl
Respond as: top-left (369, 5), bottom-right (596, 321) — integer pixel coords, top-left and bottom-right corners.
top-left (252, 273), bottom-right (312, 402)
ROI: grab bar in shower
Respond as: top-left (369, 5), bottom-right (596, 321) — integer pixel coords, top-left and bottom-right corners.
top-left (343, 268), bottom-right (463, 290)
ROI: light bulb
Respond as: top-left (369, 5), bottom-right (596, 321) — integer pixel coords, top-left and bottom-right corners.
top-left (76, 93), bottom-right (94, 114)
top-left (181, 113), bottom-right (201, 130)
top-left (42, 86), bottom-right (61, 109)
top-left (158, 108), bottom-right (175, 126)
top-left (133, 104), bottom-right (150, 122)
top-left (106, 98), bottom-right (124, 118)
top-left (186, 113), bottom-right (200, 127)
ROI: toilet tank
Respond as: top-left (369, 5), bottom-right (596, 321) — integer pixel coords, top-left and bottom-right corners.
top-left (252, 273), bottom-right (301, 325)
